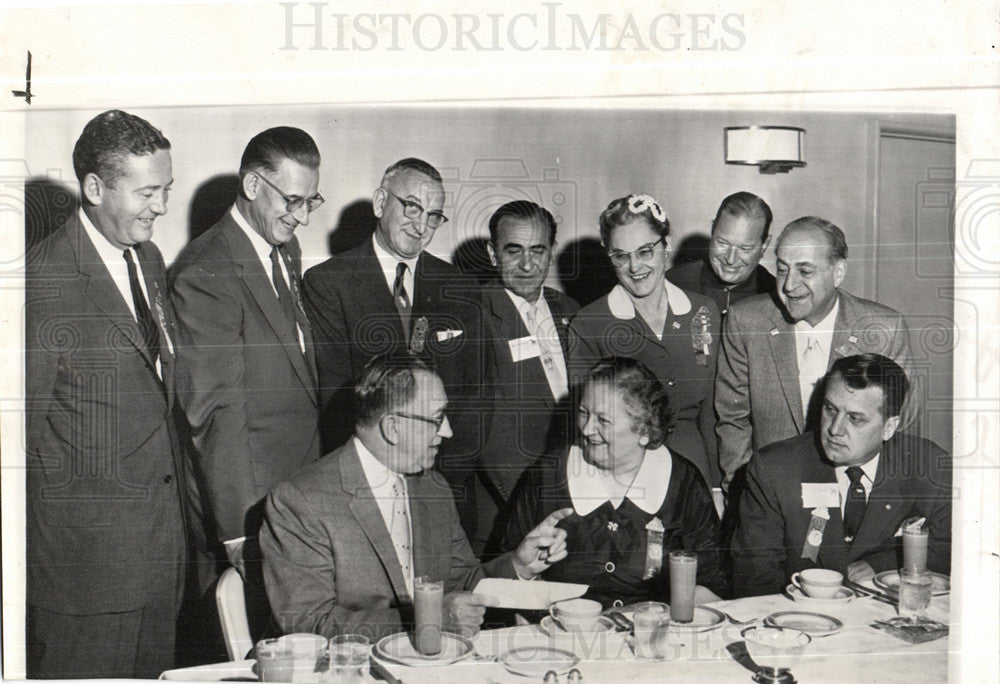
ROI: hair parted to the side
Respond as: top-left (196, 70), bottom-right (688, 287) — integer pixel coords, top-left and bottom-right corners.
top-left (381, 157), bottom-right (443, 185)
top-left (828, 353), bottom-right (910, 419)
top-left (488, 200), bottom-right (557, 245)
top-left (777, 216), bottom-right (849, 261)
top-left (72, 109), bottom-right (171, 187)
top-left (713, 191), bottom-right (773, 240)
top-left (239, 127), bottom-right (321, 177)
top-left (353, 354), bottom-right (434, 427)
top-left (599, 194), bottom-right (670, 246)
top-left (582, 356), bottom-right (674, 448)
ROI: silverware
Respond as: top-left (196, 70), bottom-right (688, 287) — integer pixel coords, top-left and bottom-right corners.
top-left (845, 579), bottom-right (896, 605)
top-left (607, 611), bottom-right (634, 632)
top-left (368, 656), bottom-right (403, 684)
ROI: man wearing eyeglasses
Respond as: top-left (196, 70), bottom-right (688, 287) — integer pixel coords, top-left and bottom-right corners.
top-left (303, 158), bottom-right (490, 514)
top-left (471, 201), bottom-right (579, 557)
top-left (260, 354), bottom-right (572, 640)
top-left (666, 191), bottom-right (776, 317)
top-left (169, 127), bottom-right (324, 643)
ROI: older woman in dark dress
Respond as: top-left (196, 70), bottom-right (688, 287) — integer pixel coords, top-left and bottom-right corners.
top-left (567, 195), bottom-right (722, 488)
top-left (504, 357), bottom-right (728, 608)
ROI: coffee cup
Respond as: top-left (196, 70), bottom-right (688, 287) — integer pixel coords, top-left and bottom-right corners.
top-left (790, 569), bottom-right (844, 599)
top-left (549, 598), bottom-right (603, 632)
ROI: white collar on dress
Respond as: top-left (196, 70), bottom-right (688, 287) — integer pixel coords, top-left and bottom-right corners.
top-left (566, 444), bottom-right (673, 516)
top-left (606, 279), bottom-right (693, 320)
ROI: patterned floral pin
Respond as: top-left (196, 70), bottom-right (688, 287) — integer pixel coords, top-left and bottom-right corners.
top-left (690, 305), bottom-right (713, 366)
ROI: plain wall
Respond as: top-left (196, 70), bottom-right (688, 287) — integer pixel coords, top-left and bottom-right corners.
top-left (22, 106), bottom-right (954, 298)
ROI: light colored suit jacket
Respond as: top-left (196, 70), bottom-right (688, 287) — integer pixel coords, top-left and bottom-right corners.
top-left (716, 290), bottom-right (918, 483)
top-left (259, 440), bottom-right (517, 639)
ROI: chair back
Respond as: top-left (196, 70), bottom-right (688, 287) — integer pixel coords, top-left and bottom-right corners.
top-left (215, 567), bottom-right (254, 661)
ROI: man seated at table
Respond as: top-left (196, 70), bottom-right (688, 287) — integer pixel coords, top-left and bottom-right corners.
top-left (260, 354), bottom-right (573, 639)
top-left (731, 353), bottom-right (950, 597)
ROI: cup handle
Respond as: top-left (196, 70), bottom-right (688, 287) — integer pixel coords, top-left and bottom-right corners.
top-left (790, 572), bottom-right (802, 589)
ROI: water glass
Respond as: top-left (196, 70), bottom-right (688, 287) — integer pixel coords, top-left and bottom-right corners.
top-left (898, 568), bottom-right (933, 621)
top-left (328, 635), bottom-right (370, 683)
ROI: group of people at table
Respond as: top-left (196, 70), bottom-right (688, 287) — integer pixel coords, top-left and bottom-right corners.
top-left (24, 111), bottom-right (951, 678)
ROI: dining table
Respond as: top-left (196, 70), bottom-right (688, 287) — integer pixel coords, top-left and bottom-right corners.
top-left (159, 580), bottom-right (950, 683)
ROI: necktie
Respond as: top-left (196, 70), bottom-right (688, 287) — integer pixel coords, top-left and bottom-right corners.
top-left (390, 475), bottom-right (413, 594)
top-left (524, 302), bottom-right (568, 400)
top-left (393, 262), bottom-right (412, 343)
top-left (799, 335), bottom-right (826, 416)
top-left (843, 466), bottom-right (867, 542)
top-left (123, 249), bottom-right (159, 363)
top-left (269, 245), bottom-right (298, 334)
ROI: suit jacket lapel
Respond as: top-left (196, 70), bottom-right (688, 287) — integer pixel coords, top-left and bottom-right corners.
top-left (801, 449), bottom-right (850, 570)
top-left (352, 242), bottom-right (407, 342)
top-left (73, 220), bottom-right (156, 370)
top-left (341, 444), bottom-right (411, 601)
top-left (767, 310), bottom-right (805, 432)
top-left (829, 291), bottom-right (857, 367)
top-left (848, 448), bottom-right (903, 561)
top-left (485, 283), bottom-right (554, 408)
top-left (221, 218), bottom-right (317, 399)
top-left (544, 288), bottom-right (574, 354)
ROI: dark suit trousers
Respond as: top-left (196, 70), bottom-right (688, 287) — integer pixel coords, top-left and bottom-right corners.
top-left (27, 579), bottom-right (180, 679)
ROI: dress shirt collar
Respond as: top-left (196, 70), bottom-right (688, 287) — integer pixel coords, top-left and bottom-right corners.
top-left (231, 205), bottom-right (276, 264)
top-left (607, 279), bottom-right (692, 320)
top-left (566, 444), bottom-right (673, 516)
top-left (794, 295), bottom-right (840, 337)
top-left (835, 453), bottom-right (880, 506)
top-left (78, 208), bottom-right (146, 318)
top-left (506, 287), bottom-right (553, 323)
top-left (372, 234), bottom-right (419, 294)
top-left (353, 436), bottom-right (403, 494)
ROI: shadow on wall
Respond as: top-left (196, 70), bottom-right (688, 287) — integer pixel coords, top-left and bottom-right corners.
top-left (556, 237), bottom-right (618, 307)
top-left (672, 233), bottom-right (711, 267)
top-left (188, 174), bottom-right (240, 244)
top-left (453, 237), bottom-right (495, 285)
top-left (327, 199), bottom-right (378, 255)
top-left (25, 177), bottom-right (78, 253)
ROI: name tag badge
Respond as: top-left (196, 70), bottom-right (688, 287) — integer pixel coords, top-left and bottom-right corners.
top-left (801, 507), bottom-right (830, 562)
top-left (801, 482), bottom-right (840, 509)
top-left (508, 336), bottom-right (541, 362)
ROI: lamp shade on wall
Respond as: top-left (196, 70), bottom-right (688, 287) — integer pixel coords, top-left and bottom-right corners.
top-left (725, 126), bottom-right (806, 173)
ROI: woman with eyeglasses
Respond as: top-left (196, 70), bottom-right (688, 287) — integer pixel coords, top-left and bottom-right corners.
top-left (502, 357), bottom-right (727, 608)
top-left (567, 195), bottom-right (722, 489)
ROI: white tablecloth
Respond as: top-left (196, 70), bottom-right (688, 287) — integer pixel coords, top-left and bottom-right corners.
top-left (160, 589), bottom-right (950, 683)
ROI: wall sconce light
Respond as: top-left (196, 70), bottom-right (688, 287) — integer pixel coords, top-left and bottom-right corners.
top-left (725, 126), bottom-right (806, 174)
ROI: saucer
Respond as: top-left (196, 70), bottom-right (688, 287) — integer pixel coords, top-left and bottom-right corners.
top-left (540, 615), bottom-right (618, 636)
top-left (764, 611), bottom-right (844, 637)
top-left (786, 583), bottom-right (855, 606)
top-left (373, 632), bottom-right (473, 667)
top-left (662, 606), bottom-right (727, 632)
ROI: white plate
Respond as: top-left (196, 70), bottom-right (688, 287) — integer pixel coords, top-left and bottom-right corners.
top-left (373, 632), bottom-right (473, 667)
top-left (499, 646), bottom-right (579, 678)
top-left (662, 606), bottom-right (727, 632)
top-left (764, 611), bottom-right (844, 637)
top-left (786, 584), bottom-right (855, 606)
top-left (873, 570), bottom-right (950, 596)
top-left (539, 615), bottom-right (618, 636)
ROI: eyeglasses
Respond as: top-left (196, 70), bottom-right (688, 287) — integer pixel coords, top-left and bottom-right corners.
top-left (391, 411), bottom-right (447, 430)
top-left (384, 189), bottom-right (448, 230)
top-left (256, 172), bottom-right (325, 214)
top-left (607, 237), bottom-right (665, 268)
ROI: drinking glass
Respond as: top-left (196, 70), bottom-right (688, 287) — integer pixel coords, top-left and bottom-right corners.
top-left (898, 568), bottom-right (933, 622)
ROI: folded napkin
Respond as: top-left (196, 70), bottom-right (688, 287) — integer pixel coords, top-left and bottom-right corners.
top-left (872, 617), bottom-right (949, 644)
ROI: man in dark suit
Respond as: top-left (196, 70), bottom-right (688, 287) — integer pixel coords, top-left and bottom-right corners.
top-left (666, 191), bottom-right (775, 317)
top-left (731, 354), bottom-right (950, 597)
top-left (302, 158), bottom-right (489, 511)
top-left (25, 110), bottom-right (187, 677)
top-left (260, 355), bottom-right (572, 639)
top-left (716, 216), bottom-right (919, 486)
top-left (473, 200), bottom-right (579, 556)
top-left (169, 128), bottom-right (324, 630)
